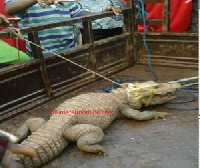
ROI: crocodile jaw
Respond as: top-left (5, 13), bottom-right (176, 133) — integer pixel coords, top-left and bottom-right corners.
top-left (126, 81), bottom-right (181, 107)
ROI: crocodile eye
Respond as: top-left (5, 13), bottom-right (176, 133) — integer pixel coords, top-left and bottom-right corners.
top-left (167, 92), bottom-right (172, 96)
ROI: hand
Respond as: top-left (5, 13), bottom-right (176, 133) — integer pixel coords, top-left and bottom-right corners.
top-left (37, 0), bottom-right (63, 8)
top-left (0, 137), bottom-right (36, 168)
top-left (105, 6), bottom-right (122, 15)
top-left (2, 143), bottom-right (36, 168)
top-left (0, 14), bottom-right (9, 26)
top-left (8, 142), bottom-right (36, 156)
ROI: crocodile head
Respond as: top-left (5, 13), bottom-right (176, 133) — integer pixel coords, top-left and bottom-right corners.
top-left (124, 81), bottom-right (181, 109)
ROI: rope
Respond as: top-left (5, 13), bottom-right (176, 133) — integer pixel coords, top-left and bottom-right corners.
top-left (167, 77), bottom-right (198, 84)
top-left (7, 27), bottom-right (121, 86)
top-left (135, 0), bottom-right (158, 81)
top-left (164, 80), bottom-right (198, 111)
top-left (16, 37), bottom-right (20, 60)
top-left (181, 82), bottom-right (198, 88)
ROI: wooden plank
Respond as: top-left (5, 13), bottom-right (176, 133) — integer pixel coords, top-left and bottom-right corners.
top-left (139, 59), bottom-right (198, 66)
top-left (135, 32), bottom-right (198, 37)
top-left (143, 0), bottom-right (164, 3)
top-left (140, 55), bottom-right (198, 61)
top-left (94, 34), bottom-right (127, 47)
top-left (144, 39), bottom-right (198, 43)
top-left (136, 19), bottom-right (162, 25)
top-left (138, 61), bottom-right (198, 69)
top-left (98, 59), bottom-right (125, 71)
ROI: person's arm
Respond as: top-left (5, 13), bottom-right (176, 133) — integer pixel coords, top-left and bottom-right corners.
top-left (0, 14), bottom-right (9, 26)
top-left (80, 5), bottom-right (122, 17)
top-left (6, 0), bottom-right (59, 15)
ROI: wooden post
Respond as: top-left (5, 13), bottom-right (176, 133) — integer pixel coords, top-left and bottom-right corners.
top-left (28, 32), bottom-right (53, 98)
top-left (162, 0), bottom-right (169, 32)
top-left (123, 0), bottom-right (135, 66)
top-left (82, 21), bottom-right (97, 77)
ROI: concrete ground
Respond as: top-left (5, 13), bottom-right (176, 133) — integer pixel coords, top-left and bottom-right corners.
top-left (0, 65), bottom-right (198, 168)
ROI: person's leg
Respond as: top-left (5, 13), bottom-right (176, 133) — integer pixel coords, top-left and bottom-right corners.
top-left (81, 27), bottom-right (123, 44)
top-left (92, 28), bottom-right (123, 41)
top-left (105, 27), bottom-right (123, 38)
top-left (92, 29), bottom-right (108, 41)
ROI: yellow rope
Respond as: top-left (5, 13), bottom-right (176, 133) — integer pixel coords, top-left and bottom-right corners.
top-left (145, 89), bottom-right (156, 106)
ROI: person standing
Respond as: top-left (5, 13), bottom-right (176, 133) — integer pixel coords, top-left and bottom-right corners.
top-left (79, 0), bottom-right (124, 42)
top-left (5, 0), bottom-right (87, 57)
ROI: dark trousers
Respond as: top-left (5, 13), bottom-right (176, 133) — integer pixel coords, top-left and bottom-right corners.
top-left (81, 27), bottom-right (123, 43)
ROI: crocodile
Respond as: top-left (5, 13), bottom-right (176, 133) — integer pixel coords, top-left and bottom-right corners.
top-left (2, 81), bottom-right (181, 168)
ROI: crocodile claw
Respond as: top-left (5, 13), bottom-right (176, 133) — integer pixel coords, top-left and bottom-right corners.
top-left (154, 112), bottom-right (170, 119)
top-left (97, 149), bottom-right (107, 156)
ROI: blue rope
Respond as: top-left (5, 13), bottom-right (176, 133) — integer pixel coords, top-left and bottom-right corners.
top-left (164, 81), bottom-right (199, 111)
top-left (135, 0), bottom-right (158, 81)
top-left (103, 77), bottom-right (148, 93)
top-left (164, 90), bottom-right (199, 111)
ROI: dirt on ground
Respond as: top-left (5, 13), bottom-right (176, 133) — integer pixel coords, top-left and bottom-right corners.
top-left (0, 65), bottom-right (198, 168)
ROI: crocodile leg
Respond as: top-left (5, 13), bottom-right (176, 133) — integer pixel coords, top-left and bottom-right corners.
top-left (16, 118), bottom-right (46, 143)
top-left (119, 104), bottom-right (169, 121)
top-left (63, 124), bottom-right (107, 156)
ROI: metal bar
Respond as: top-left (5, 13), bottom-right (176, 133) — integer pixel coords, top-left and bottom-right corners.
top-left (28, 32), bottom-right (53, 98)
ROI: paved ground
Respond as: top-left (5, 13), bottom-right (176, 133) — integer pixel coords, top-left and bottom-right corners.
top-left (0, 65), bottom-right (198, 168)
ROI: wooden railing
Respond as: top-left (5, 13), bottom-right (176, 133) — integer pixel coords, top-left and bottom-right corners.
top-left (134, 0), bottom-right (169, 32)
top-left (133, 0), bottom-right (198, 69)
top-left (0, 7), bottom-right (134, 122)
